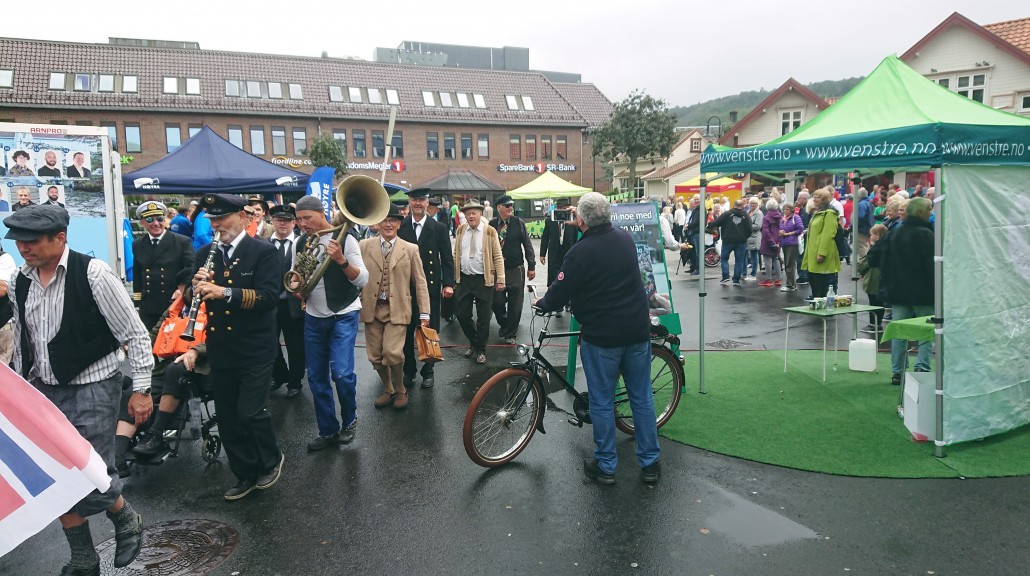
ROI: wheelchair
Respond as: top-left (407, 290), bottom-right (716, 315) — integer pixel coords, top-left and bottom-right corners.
top-left (127, 370), bottom-right (222, 467)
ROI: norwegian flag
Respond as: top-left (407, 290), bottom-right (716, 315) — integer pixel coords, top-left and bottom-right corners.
top-left (0, 363), bottom-right (111, 556)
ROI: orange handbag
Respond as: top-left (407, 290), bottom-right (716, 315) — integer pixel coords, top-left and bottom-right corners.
top-left (415, 325), bottom-right (444, 363)
top-left (152, 296), bottom-right (207, 359)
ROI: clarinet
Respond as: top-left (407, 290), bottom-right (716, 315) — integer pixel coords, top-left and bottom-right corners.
top-left (180, 231), bottom-right (221, 342)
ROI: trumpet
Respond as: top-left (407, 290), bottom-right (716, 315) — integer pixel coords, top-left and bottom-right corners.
top-left (181, 231), bottom-right (221, 341)
top-left (284, 175), bottom-right (390, 298)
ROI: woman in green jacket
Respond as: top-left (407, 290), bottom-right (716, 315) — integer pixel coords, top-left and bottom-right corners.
top-left (800, 187), bottom-right (841, 298)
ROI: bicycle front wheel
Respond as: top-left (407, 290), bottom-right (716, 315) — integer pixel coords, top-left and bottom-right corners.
top-left (463, 368), bottom-right (543, 467)
top-left (615, 344), bottom-right (683, 435)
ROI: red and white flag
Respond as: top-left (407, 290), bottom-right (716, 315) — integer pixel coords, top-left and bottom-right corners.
top-left (0, 363), bottom-right (111, 557)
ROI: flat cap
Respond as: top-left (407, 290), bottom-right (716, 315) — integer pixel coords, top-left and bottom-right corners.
top-left (4, 204), bottom-right (70, 241)
top-left (201, 193), bottom-right (247, 217)
top-left (405, 187), bottom-right (431, 198)
top-left (136, 201), bottom-right (167, 220)
top-left (269, 205), bottom-right (296, 220)
top-left (393, 198), bottom-right (409, 207)
top-left (294, 195), bottom-right (324, 213)
top-left (383, 204), bottom-right (404, 221)
top-left (428, 198), bottom-right (442, 207)
top-left (496, 195), bottom-right (515, 206)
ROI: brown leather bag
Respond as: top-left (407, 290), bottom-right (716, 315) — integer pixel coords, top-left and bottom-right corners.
top-left (416, 325), bottom-right (443, 363)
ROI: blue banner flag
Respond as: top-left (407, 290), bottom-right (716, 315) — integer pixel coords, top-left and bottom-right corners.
top-left (308, 167), bottom-right (336, 222)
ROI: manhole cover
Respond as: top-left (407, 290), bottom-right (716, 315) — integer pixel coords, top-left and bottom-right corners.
top-left (97, 519), bottom-right (238, 575)
top-left (706, 339), bottom-right (751, 350)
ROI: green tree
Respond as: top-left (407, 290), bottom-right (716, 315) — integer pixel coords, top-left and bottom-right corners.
top-left (307, 132), bottom-right (349, 179)
top-left (591, 90), bottom-right (678, 198)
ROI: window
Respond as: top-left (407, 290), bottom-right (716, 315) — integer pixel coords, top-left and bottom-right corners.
top-left (936, 78), bottom-right (950, 90)
top-left (522, 96), bottom-right (535, 111)
top-left (288, 83), bottom-right (303, 100)
top-left (391, 132), bottom-right (403, 158)
top-left (372, 130), bottom-right (385, 158)
top-left (422, 90), bottom-right (435, 106)
top-left (271, 127), bottom-right (286, 155)
top-left (461, 133), bottom-right (472, 159)
top-left (1021, 94), bottom-right (1030, 111)
top-left (556, 135), bottom-right (567, 160)
top-left (75, 120), bottom-right (93, 126)
top-left (505, 95), bottom-right (519, 110)
top-left (227, 125), bottom-right (244, 149)
top-left (352, 130), bottom-right (366, 158)
top-left (292, 128), bottom-right (307, 155)
top-left (98, 74), bottom-right (114, 92)
top-left (540, 135), bottom-right (552, 160)
top-left (0, 69), bottom-right (12, 88)
top-left (101, 121), bottom-right (117, 151)
top-left (456, 93), bottom-right (470, 108)
top-left (72, 73), bottom-right (90, 91)
top-left (440, 92), bottom-right (453, 107)
top-left (188, 124), bottom-right (202, 139)
top-left (348, 86), bottom-right (362, 103)
top-left (386, 89), bottom-right (399, 105)
top-left (250, 126), bottom-right (265, 155)
top-left (329, 86), bottom-right (344, 102)
top-left (509, 135), bottom-right (521, 160)
top-left (443, 133), bottom-right (456, 159)
top-left (525, 135), bottom-right (536, 161)
top-left (267, 82), bottom-right (282, 99)
top-left (50, 120), bottom-right (68, 125)
top-left (163, 77), bottom-right (178, 94)
top-left (426, 132), bottom-right (439, 159)
top-left (473, 93), bottom-right (486, 108)
top-left (185, 78), bottom-right (200, 95)
top-left (165, 124), bottom-right (182, 153)
top-left (122, 75), bottom-right (138, 93)
top-left (691, 139), bottom-right (702, 152)
top-left (225, 80), bottom-right (240, 97)
top-left (956, 74), bottom-right (986, 103)
top-left (477, 134), bottom-right (489, 158)
top-left (332, 129), bottom-right (346, 154)
top-left (246, 80), bottom-right (262, 98)
top-left (368, 88), bottom-right (382, 104)
top-left (781, 109), bottom-right (802, 135)
top-left (49, 72), bottom-right (65, 90)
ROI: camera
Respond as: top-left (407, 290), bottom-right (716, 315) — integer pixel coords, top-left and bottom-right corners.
top-left (551, 209), bottom-right (573, 222)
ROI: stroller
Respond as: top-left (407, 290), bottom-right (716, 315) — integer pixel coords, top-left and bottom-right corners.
top-left (127, 371), bottom-right (222, 467)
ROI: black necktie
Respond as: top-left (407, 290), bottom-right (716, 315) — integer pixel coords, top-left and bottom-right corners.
top-left (414, 222), bottom-right (421, 240)
top-left (151, 237), bottom-right (159, 247)
top-left (277, 238), bottom-right (290, 260)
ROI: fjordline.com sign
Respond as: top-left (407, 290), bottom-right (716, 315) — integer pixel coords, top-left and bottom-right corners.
top-left (271, 157), bottom-right (406, 172)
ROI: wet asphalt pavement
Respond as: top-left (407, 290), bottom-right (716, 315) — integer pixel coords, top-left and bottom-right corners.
top-left (4, 257), bottom-right (1029, 576)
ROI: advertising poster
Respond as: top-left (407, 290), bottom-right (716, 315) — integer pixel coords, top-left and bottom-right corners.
top-left (610, 202), bottom-right (674, 315)
top-left (0, 126), bottom-right (115, 267)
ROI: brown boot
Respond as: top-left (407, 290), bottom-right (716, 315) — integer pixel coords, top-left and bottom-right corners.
top-left (374, 393), bottom-right (395, 409)
top-left (393, 391), bottom-right (409, 410)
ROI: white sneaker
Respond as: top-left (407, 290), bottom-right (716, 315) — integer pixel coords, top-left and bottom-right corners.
top-left (779, 286), bottom-right (790, 292)
top-left (744, 276), bottom-right (756, 281)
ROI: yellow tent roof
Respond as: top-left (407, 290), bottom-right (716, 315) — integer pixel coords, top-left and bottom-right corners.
top-left (508, 171), bottom-right (592, 200)
top-left (674, 175), bottom-right (742, 188)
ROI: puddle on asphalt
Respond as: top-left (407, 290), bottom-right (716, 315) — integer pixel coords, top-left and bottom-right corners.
top-left (705, 485), bottom-right (819, 548)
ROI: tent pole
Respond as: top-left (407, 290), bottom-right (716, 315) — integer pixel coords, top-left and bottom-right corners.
top-left (698, 179), bottom-right (708, 394)
top-left (851, 173), bottom-right (861, 338)
top-left (933, 167), bottom-right (945, 458)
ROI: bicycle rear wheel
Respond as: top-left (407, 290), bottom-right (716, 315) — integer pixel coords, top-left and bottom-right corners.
top-left (463, 368), bottom-right (543, 467)
top-left (615, 344), bottom-right (683, 435)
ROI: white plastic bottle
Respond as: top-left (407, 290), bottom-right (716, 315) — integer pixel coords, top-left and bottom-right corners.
top-left (826, 286), bottom-right (836, 308)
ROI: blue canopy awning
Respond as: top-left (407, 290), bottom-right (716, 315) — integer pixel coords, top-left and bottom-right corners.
top-left (121, 126), bottom-right (309, 195)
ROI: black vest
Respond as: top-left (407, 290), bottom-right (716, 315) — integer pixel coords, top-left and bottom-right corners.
top-left (16, 250), bottom-right (119, 385)
top-left (300, 230), bottom-right (360, 312)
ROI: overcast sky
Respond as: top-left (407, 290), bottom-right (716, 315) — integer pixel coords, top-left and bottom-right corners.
top-left (19, 1), bottom-right (1024, 106)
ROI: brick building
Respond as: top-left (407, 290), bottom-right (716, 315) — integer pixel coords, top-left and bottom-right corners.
top-left (0, 37), bottom-right (613, 198)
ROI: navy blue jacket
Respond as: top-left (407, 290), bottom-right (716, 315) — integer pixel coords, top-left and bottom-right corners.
top-left (536, 223), bottom-right (650, 347)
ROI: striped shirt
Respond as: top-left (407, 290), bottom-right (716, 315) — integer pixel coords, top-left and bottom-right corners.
top-left (11, 246), bottom-right (154, 391)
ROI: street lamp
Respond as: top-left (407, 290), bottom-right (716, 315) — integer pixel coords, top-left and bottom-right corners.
top-left (705, 115), bottom-right (722, 140)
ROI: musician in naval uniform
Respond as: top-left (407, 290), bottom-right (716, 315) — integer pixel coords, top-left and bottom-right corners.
top-left (131, 200), bottom-right (194, 330)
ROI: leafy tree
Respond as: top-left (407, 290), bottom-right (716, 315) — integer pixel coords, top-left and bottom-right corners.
top-left (591, 90), bottom-right (678, 199)
top-left (307, 132), bottom-right (349, 179)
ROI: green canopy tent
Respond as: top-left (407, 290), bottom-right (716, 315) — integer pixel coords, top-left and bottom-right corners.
top-left (699, 56), bottom-right (1030, 451)
top-left (508, 170), bottom-right (592, 199)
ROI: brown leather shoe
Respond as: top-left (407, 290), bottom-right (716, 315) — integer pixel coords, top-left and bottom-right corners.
top-left (393, 392), bottom-right (409, 410)
top-left (464, 346), bottom-right (475, 358)
top-left (475, 352), bottom-right (487, 365)
top-left (374, 393), bottom-right (395, 409)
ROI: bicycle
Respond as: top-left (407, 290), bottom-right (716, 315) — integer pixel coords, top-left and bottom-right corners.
top-left (462, 287), bottom-right (685, 468)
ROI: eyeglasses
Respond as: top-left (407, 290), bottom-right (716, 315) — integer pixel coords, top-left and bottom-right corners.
top-left (144, 216), bottom-right (165, 223)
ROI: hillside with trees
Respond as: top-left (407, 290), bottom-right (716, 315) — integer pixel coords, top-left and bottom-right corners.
top-left (671, 77), bottom-right (864, 130)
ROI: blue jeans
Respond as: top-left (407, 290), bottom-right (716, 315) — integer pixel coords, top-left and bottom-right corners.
top-left (890, 304), bottom-right (934, 375)
top-left (720, 243), bottom-right (746, 282)
top-left (579, 339), bottom-right (660, 474)
top-left (747, 249), bottom-right (760, 276)
top-left (305, 311), bottom-right (359, 437)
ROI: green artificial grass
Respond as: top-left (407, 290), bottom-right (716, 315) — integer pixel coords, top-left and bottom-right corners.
top-left (660, 349), bottom-right (1030, 478)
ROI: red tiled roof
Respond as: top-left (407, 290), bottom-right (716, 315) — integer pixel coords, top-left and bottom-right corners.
top-left (718, 78), bottom-right (827, 146)
top-left (984, 16), bottom-right (1030, 55)
top-left (643, 157), bottom-right (700, 181)
top-left (901, 12), bottom-right (1030, 68)
top-left (551, 82), bottom-right (614, 129)
top-left (0, 37), bottom-right (605, 127)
